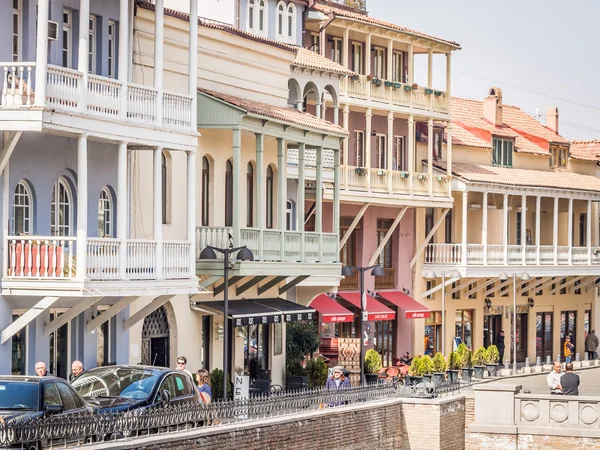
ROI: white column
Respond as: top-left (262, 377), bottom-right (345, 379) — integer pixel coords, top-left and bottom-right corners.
top-left (462, 191), bottom-right (468, 265)
top-left (277, 139), bottom-right (286, 259)
top-left (446, 122), bottom-right (453, 196)
top-left (255, 133), bottom-right (265, 261)
top-left (535, 196), bottom-right (541, 265)
top-left (343, 28), bottom-right (350, 70)
top-left (119, 0), bottom-right (129, 118)
top-left (427, 48), bottom-right (433, 88)
top-left (365, 34), bottom-right (372, 76)
top-left (482, 192), bottom-right (488, 265)
top-left (521, 195), bottom-right (527, 265)
top-left (387, 40), bottom-right (394, 81)
top-left (333, 105), bottom-right (339, 125)
top-left (588, 200), bottom-right (593, 264)
top-left (408, 44), bottom-right (414, 85)
top-left (154, 0), bottom-right (164, 126)
top-left (320, 28), bottom-right (326, 58)
top-left (446, 52), bottom-right (452, 109)
top-left (387, 112), bottom-right (394, 192)
top-left (128, 0), bottom-right (135, 82)
top-left (333, 149), bottom-right (341, 259)
top-left (427, 119), bottom-right (433, 195)
top-left (342, 104), bottom-right (350, 163)
top-left (297, 143), bottom-right (306, 261)
top-left (315, 97), bottom-right (322, 119)
top-left (568, 198), bottom-right (573, 265)
top-left (553, 197), bottom-right (559, 265)
top-left (232, 128), bottom-right (242, 245)
top-left (117, 142), bottom-right (128, 279)
top-left (408, 115), bottom-right (414, 193)
top-left (503, 193), bottom-right (509, 265)
top-left (78, 0), bottom-right (90, 112)
top-left (187, 151), bottom-right (196, 276)
top-left (365, 109), bottom-right (372, 190)
top-left (2, 163), bottom-right (9, 276)
top-left (34, 0), bottom-right (49, 106)
top-left (76, 136), bottom-right (88, 279)
top-left (153, 147), bottom-right (163, 278)
top-left (189, 0), bottom-right (198, 130)
top-left (316, 147), bottom-right (323, 261)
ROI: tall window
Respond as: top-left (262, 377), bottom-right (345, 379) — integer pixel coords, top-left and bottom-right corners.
top-left (98, 188), bottom-right (113, 237)
top-left (492, 138), bottom-right (513, 168)
top-left (13, 181), bottom-right (32, 235)
top-left (516, 211), bottom-right (522, 245)
top-left (376, 134), bottom-right (387, 169)
top-left (12, 0), bottom-right (21, 62)
top-left (433, 129), bottom-right (442, 160)
top-left (352, 43), bottom-right (363, 74)
top-left (286, 200), bottom-right (295, 231)
top-left (311, 33), bottom-right (320, 54)
top-left (580, 213), bottom-right (587, 247)
top-left (354, 130), bottom-right (365, 167)
top-left (392, 51), bottom-right (403, 83)
top-left (225, 161), bottom-right (233, 227)
top-left (550, 144), bottom-right (569, 169)
top-left (258, 0), bottom-right (266, 34)
top-left (266, 166), bottom-right (274, 229)
top-left (373, 48), bottom-right (385, 78)
top-left (62, 10), bottom-right (72, 68)
top-left (455, 310), bottom-right (473, 349)
top-left (248, 0), bottom-right (255, 30)
top-left (277, 2), bottom-right (285, 38)
top-left (161, 153), bottom-right (168, 224)
top-left (108, 21), bottom-right (116, 78)
top-left (331, 37), bottom-right (342, 64)
top-left (425, 208), bottom-right (434, 236)
top-left (287, 4), bottom-right (295, 40)
top-left (393, 136), bottom-right (406, 171)
top-left (89, 16), bottom-right (97, 73)
top-left (201, 156), bottom-right (210, 226)
top-left (425, 312), bottom-right (442, 355)
top-left (376, 219), bottom-right (394, 270)
top-left (246, 163), bottom-right (254, 227)
top-left (51, 178), bottom-right (73, 236)
top-left (445, 209), bottom-right (452, 244)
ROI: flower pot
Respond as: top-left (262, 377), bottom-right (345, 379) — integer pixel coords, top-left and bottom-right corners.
top-left (365, 373), bottom-right (379, 385)
top-left (423, 374), bottom-right (433, 383)
top-left (432, 372), bottom-right (445, 386)
top-left (447, 370), bottom-right (459, 382)
top-left (408, 375), bottom-right (423, 386)
top-left (486, 364), bottom-right (499, 377)
top-left (473, 366), bottom-right (485, 379)
top-left (461, 368), bottom-right (474, 382)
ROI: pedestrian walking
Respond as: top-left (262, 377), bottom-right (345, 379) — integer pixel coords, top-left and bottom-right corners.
top-left (560, 363), bottom-right (579, 396)
top-left (196, 369), bottom-right (212, 404)
top-left (546, 361), bottom-right (562, 395)
top-left (325, 366), bottom-right (351, 407)
top-left (564, 336), bottom-right (575, 364)
top-left (585, 330), bottom-right (599, 361)
top-left (496, 331), bottom-right (506, 364)
top-left (176, 356), bottom-right (193, 379)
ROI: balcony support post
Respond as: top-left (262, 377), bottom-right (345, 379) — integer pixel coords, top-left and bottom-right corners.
top-left (34, 0), bottom-right (50, 106)
top-left (78, 0), bottom-right (90, 112)
top-left (428, 48), bottom-right (434, 110)
top-left (189, 0), bottom-right (198, 130)
top-left (446, 52), bottom-right (452, 109)
top-left (333, 148), bottom-right (341, 258)
top-left (408, 115), bottom-right (414, 193)
top-left (365, 109), bottom-right (372, 191)
top-left (387, 112), bottom-right (394, 192)
top-left (256, 133), bottom-right (265, 261)
top-left (482, 192), bottom-right (488, 265)
top-left (233, 128), bottom-right (242, 246)
top-left (343, 104), bottom-right (350, 187)
top-left (117, 142), bottom-right (128, 279)
top-left (503, 193), bottom-right (509, 265)
top-left (154, 0), bottom-right (164, 126)
top-left (588, 200), bottom-right (592, 264)
top-left (187, 151), bottom-right (196, 276)
top-left (333, 104), bottom-right (339, 125)
top-left (462, 191), bottom-right (468, 265)
top-left (119, 0), bottom-right (129, 118)
top-left (536, 196), bottom-right (541, 265)
top-left (153, 147), bottom-right (163, 279)
top-left (446, 122), bottom-right (453, 197)
top-left (368, 207), bottom-right (407, 266)
top-left (76, 135), bottom-right (88, 279)
top-left (408, 44), bottom-right (414, 85)
top-left (553, 197), bottom-right (559, 264)
top-left (343, 28), bottom-right (350, 70)
top-left (316, 147), bottom-right (323, 261)
top-left (315, 95), bottom-right (322, 119)
top-left (365, 34), bottom-right (372, 76)
top-left (521, 195), bottom-right (527, 265)
top-left (2, 162), bottom-right (8, 277)
top-left (277, 139), bottom-right (286, 259)
top-left (298, 143), bottom-right (306, 262)
top-left (568, 198), bottom-right (573, 265)
top-left (427, 119), bottom-right (433, 196)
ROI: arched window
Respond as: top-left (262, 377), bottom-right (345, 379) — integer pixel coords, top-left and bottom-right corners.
top-left (246, 162), bottom-right (254, 227)
top-left (161, 152), bottom-right (168, 224)
top-left (287, 3), bottom-right (296, 41)
top-left (266, 166), bottom-right (274, 229)
top-left (286, 200), bottom-right (295, 231)
top-left (248, 0), bottom-right (255, 31)
top-left (13, 180), bottom-right (33, 235)
top-left (277, 2), bottom-right (285, 38)
top-left (51, 177), bottom-right (73, 236)
top-left (201, 156), bottom-right (210, 227)
top-left (258, 0), bottom-right (266, 34)
top-left (98, 187), bottom-right (113, 237)
top-left (225, 160), bottom-right (233, 227)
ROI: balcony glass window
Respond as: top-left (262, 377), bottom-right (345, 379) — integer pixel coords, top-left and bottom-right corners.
top-left (425, 207), bottom-right (434, 236)
top-left (12, 181), bottom-right (33, 235)
top-left (246, 162), bottom-right (254, 227)
top-left (433, 129), bottom-right (442, 160)
top-left (225, 160), bottom-right (233, 227)
top-left (354, 130), bottom-right (365, 167)
top-left (425, 312), bottom-right (442, 355)
top-left (98, 187), bottom-right (113, 237)
top-left (201, 156), bottom-right (210, 227)
top-left (376, 134), bottom-right (387, 169)
top-left (392, 136), bottom-right (406, 171)
top-left (331, 38), bottom-right (342, 64)
top-left (50, 177), bottom-right (73, 237)
top-left (373, 47), bottom-right (385, 79)
top-left (492, 138), bottom-right (513, 168)
top-left (277, 2), bottom-right (284, 37)
top-left (89, 16), bottom-right (97, 74)
top-left (376, 218), bottom-right (394, 269)
top-left (580, 213), bottom-right (587, 247)
top-left (352, 43), bottom-right (363, 74)
top-left (62, 10), bottom-right (72, 68)
top-left (161, 152), bottom-right (169, 224)
top-left (266, 165), bottom-right (274, 229)
top-left (340, 217), bottom-right (359, 290)
top-left (12, 0), bottom-right (21, 62)
top-left (550, 145), bottom-right (569, 169)
top-left (287, 4), bottom-right (295, 40)
top-left (455, 310), bottom-right (473, 350)
top-left (451, 281), bottom-right (461, 299)
top-left (311, 33), bottom-right (320, 54)
top-left (248, 0), bottom-right (255, 30)
top-left (258, 0), bottom-right (266, 34)
top-left (444, 209), bottom-right (452, 244)
top-left (286, 200), bottom-right (295, 231)
top-left (108, 21), bottom-right (116, 78)
top-left (392, 51), bottom-right (403, 83)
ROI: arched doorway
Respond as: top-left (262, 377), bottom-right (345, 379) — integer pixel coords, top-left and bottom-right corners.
top-left (141, 306), bottom-right (170, 367)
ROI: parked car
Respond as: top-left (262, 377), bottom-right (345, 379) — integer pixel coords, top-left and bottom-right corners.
top-left (0, 375), bottom-right (95, 449)
top-left (71, 365), bottom-right (200, 413)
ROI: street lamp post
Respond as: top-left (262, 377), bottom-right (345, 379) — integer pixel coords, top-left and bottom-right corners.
top-left (341, 264), bottom-right (384, 385)
top-left (199, 245), bottom-right (254, 399)
top-left (499, 271), bottom-right (531, 375)
top-left (424, 269), bottom-right (461, 356)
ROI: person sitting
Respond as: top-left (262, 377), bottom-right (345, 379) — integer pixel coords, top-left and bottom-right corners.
top-left (400, 352), bottom-right (413, 365)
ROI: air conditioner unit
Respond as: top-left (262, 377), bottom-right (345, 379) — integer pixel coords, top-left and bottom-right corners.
top-left (48, 21), bottom-right (59, 40)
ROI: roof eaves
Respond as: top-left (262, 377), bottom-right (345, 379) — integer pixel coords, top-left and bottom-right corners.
top-left (197, 89), bottom-right (248, 114)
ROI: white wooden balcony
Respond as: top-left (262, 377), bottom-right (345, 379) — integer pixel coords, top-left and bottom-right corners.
top-left (340, 75), bottom-right (449, 115)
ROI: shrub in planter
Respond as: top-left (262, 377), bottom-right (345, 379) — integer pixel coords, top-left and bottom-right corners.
top-left (472, 347), bottom-right (487, 379)
top-left (408, 356), bottom-right (423, 385)
top-left (485, 345), bottom-right (501, 377)
top-left (432, 352), bottom-right (446, 386)
top-left (461, 349), bottom-right (474, 381)
top-left (421, 355), bottom-right (434, 382)
top-left (447, 352), bottom-right (460, 382)
top-left (456, 343), bottom-right (469, 366)
top-left (210, 368), bottom-right (233, 400)
top-left (365, 349), bottom-right (382, 384)
top-left (305, 357), bottom-right (328, 388)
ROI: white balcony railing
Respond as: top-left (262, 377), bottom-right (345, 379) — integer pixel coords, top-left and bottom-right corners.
top-left (195, 227), bottom-right (338, 263)
top-left (424, 243), bottom-right (600, 266)
top-left (0, 62), bottom-right (193, 132)
top-left (369, 168), bottom-right (389, 192)
top-left (7, 237), bottom-right (76, 278)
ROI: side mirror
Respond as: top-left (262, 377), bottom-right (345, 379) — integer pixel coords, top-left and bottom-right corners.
top-left (45, 404), bottom-right (64, 415)
top-left (161, 389), bottom-right (171, 407)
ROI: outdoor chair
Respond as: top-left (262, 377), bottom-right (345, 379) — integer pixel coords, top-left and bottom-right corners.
top-left (250, 378), bottom-right (271, 396)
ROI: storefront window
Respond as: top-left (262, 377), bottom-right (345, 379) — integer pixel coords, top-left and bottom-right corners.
top-left (242, 324), bottom-right (269, 381)
top-left (455, 310), bottom-right (473, 350)
top-left (425, 311), bottom-right (442, 356)
top-left (374, 321), bottom-right (394, 367)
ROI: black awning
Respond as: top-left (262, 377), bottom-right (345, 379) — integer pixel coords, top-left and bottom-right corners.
top-left (196, 298), bottom-right (315, 327)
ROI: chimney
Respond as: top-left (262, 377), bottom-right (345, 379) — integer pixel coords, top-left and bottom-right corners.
top-left (482, 87), bottom-right (503, 126)
top-left (546, 107), bottom-right (559, 134)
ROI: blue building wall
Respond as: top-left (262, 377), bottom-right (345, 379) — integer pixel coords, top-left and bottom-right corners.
top-left (238, 0), bottom-right (304, 46)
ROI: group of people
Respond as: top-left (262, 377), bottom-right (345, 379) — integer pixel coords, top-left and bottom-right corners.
top-left (546, 361), bottom-right (580, 395)
top-left (34, 360), bottom-right (85, 381)
top-left (176, 356), bottom-right (212, 403)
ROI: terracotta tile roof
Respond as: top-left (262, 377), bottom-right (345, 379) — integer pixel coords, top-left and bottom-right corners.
top-left (199, 89), bottom-right (348, 136)
top-left (293, 47), bottom-right (354, 75)
top-left (311, 1), bottom-right (460, 49)
top-left (570, 141), bottom-right (600, 161)
top-left (431, 160), bottom-right (600, 194)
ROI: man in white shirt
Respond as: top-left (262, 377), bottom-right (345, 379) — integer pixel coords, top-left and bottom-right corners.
top-left (546, 361), bottom-right (562, 395)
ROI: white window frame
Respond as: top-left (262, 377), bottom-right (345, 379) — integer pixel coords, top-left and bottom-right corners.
top-left (373, 47), bottom-right (385, 79)
top-left (311, 33), bottom-right (320, 54)
top-left (287, 3), bottom-right (296, 41)
top-left (331, 37), bottom-right (342, 64)
top-left (354, 130), bottom-right (365, 167)
top-left (62, 9), bottom-right (72, 69)
top-left (376, 133), bottom-right (387, 169)
top-left (492, 137), bottom-right (513, 168)
top-left (352, 43), bottom-right (363, 74)
top-left (108, 20), bottom-right (116, 78)
top-left (392, 51), bottom-right (403, 83)
top-left (393, 136), bottom-right (406, 171)
top-left (258, 0), bottom-right (267, 35)
top-left (12, 0), bottom-right (22, 62)
top-left (286, 200), bottom-right (295, 231)
top-left (98, 187), bottom-right (113, 237)
top-left (248, 0), bottom-right (255, 30)
top-left (276, 1), bottom-right (285, 39)
top-left (12, 180), bottom-right (33, 235)
top-left (89, 15), bottom-right (97, 74)
top-left (51, 177), bottom-right (73, 237)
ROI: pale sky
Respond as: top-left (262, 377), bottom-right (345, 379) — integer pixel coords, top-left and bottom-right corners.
top-left (368, 0), bottom-right (600, 140)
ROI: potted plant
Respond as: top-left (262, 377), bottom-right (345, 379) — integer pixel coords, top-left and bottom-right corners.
top-left (472, 347), bottom-right (487, 379)
top-left (408, 356), bottom-right (423, 385)
top-left (364, 349), bottom-right (382, 384)
top-left (412, 83), bottom-right (419, 90)
top-left (372, 78), bottom-right (382, 87)
top-left (417, 173), bottom-right (427, 181)
top-left (393, 82), bottom-right (402, 89)
top-left (305, 357), bottom-right (328, 388)
top-left (350, 74), bottom-right (360, 81)
top-left (399, 172), bottom-right (409, 179)
top-left (434, 91), bottom-right (443, 97)
top-left (367, 74), bottom-right (374, 81)
top-left (425, 88), bottom-right (434, 95)
top-left (384, 80), bottom-right (393, 88)
top-left (355, 167), bottom-right (367, 176)
top-left (431, 352), bottom-right (447, 386)
top-left (421, 355), bottom-right (434, 383)
top-left (462, 349), bottom-right (474, 382)
top-left (485, 345), bottom-right (501, 377)
top-left (447, 351), bottom-right (460, 382)
top-left (376, 169), bottom-right (385, 176)
top-left (403, 85), bottom-right (412, 92)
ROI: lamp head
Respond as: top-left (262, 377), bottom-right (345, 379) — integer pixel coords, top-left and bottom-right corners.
top-left (485, 298), bottom-right (492, 308)
top-left (449, 269), bottom-right (462, 280)
top-left (424, 270), bottom-right (437, 280)
top-left (371, 265), bottom-right (385, 277)
top-left (498, 272), bottom-right (509, 281)
top-left (341, 266), bottom-right (354, 277)
top-left (527, 297), bottom-right (535, 308)
top-left (199, 246), bottom-right (217, 260)
top-left (520, 272), bottom-right (531, 281)
top-left (237, 246), bottom-right (254, 262)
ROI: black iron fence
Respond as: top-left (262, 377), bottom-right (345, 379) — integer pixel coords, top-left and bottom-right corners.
top-left (0, 380), bottom-right (460, 448)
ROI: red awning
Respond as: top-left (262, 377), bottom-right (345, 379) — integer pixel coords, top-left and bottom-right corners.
top-left (378, 291), bottom-right (431, 320)
top-left (337, 292), bottom-right (396, 321)
top-left (310, 294), bottom-right (354, 323)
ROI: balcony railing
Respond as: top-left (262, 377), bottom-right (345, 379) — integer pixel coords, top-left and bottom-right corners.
top-left (5, 236), bottom-right (192, 281)
top-left (0, 62), bottom-right (193, 133)
top-left (424, 243), bottom-right (600, 266)
top-left (340, 76), bottom-right (449, 114)
top-left (196, 227), bottom-right (339, 263)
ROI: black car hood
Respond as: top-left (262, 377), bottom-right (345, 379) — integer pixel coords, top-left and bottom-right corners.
top-left (0, 410), bottom-right (42, 421)
top-left (84, 396), bottom-right (147, 412)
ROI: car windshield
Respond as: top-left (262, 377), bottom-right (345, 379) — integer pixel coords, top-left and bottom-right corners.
top-left (0, 382), bottom-right (38, 410)
top-left (72, 367), bottom-right (158, 400)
